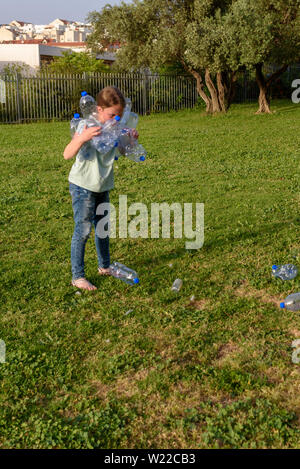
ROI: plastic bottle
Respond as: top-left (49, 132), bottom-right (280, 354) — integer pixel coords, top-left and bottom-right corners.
top-left (125, 150), bottom-right (146, 163)
top-left (75, 118), bottom-right (99, 160)
top-left (119, 98), bottom-right (132, 127)
top-left (118, 128), bottom-right (147, 162)
top-left (118, 97), bottom-right (139, 129)
top-left (171, 279), bottom-right (182, 292)
top-left (272, 264), bottom-right (298, 281)
top-left (79, 91), bottom-right (98, 118)
top-left (70, 113), bottom-right (81, 136)
top-left (280, 293), bottom-right (300, 312)
top-left (126, 112), bottom-right (139, 129)
top-left (94, 115), bottom-right (121, 153)
top-left (109, 261), bottom-right (139, 285)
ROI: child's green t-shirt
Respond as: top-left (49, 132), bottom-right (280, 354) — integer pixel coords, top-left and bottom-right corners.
top-left (68, 122), bottom-right (120, 193)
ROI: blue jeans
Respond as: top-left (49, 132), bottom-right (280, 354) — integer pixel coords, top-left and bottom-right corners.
top-left (69, 183), bottom-right (110, 280)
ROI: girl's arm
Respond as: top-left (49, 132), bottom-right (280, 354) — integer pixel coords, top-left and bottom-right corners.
top-left (63, 125), bottom-right (101, 160)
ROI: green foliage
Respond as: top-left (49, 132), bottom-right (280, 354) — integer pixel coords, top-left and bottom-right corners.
top-left (157, 62), bottom-right (187, 76)
top-left (186, 0), bottom-right (272, 73)
top-left (87, 0), bottom-right (300, 104)
top-left (44, 50), bottom-right (110, 74)
top-left (1, 62), bottom-right (31, 77)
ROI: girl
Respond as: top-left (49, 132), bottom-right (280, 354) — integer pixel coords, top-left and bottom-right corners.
top-left (63, 86), bottom-right (138, 290)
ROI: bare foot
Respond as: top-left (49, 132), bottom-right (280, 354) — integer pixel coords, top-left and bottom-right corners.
top-left (71, 278), bottom-right (97, 291)
top-left (98, 267), bottom-right (111, 276)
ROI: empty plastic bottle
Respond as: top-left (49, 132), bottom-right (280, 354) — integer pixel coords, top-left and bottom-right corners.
top-left (126, 112), bottom-right (139, 129)
top-left (119, 98), bottom-right (139, 129)
top-left (280, 293), bottom-right (300, 311)
top-left (74, 118), bottom-right (99, 160)
top-left (272, 264), bottom-right (298, 281)
top-left (125, 151), bottom-right (146, 163)
top-left (70, 113), bottom-right (81, 136)
top-left (79, 91), bottom-right (98, 118)
top-left (109, 261), bottom-right (139, 285)
top-left (119, 98), bottom-right (132, 126)
top-left (171, 279), bottom-right (182, 292)
top-left (118, 128), bottom-right (147, 162)
top-left (94, 115), bottom-right (121, 153)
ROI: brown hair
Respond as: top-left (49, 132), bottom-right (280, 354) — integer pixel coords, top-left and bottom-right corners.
top-left (96, 86), bottom-right (126, 109)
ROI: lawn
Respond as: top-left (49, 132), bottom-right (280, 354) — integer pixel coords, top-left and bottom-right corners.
top-left (0, 100), bottom-right (300, 449)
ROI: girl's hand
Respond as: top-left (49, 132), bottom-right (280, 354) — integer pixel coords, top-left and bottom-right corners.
top-left (75, 125), bottom-right (101, 143)
top-left (64, 125), bottom-right (101, 160)
top-left (129, 129), bottom-right (139, 140)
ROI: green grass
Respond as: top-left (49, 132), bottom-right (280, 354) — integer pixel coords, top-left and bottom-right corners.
top-left (0, 99), bottom-right (300, 448)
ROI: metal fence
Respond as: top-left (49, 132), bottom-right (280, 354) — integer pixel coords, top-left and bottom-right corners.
top-left (0, 72), bottom-right (199, 124)
top-left (0, 66), bottom-right (299, 123)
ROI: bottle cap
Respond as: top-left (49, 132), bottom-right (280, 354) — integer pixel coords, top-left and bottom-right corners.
top-left (81, 91), bottom-right (87, 96)
top-left (133, 278), bottom-right (139, 284)
top-left (140, 156), bottom-right (146, 161)
top-left (280, 302), bottom-right (285, 308)
top-left (74, 113), bottom-right (80, 119)
top-left (115, 116), bottom-right (121, 121)
top-left (272, 265), bottom-right (278, 270)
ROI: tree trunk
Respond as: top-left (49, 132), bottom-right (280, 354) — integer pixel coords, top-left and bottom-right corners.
top-left (216, 71), bottom-right (237, 112)
top-left (257, 87), bottom-right (272, 114)
top-left (180, 61), bottom-right (212, 113)
top-left (192, 70), bottom-right (212, 113)
top-left (216, 72), bottom-right (226, 112)
top-left (255, 63), bottom-right (288, 114)
top-left (255, 63), bottom-right (272, 114)
top-left (181, 60), bottom-right (235, 114)
top-left (205, 69), bottom-right (221, 113)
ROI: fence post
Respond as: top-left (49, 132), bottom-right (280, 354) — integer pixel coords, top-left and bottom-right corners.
top-left (15, 73), bottom-right (22, 123)
top-left (143, 72), bottom-right (149, 115)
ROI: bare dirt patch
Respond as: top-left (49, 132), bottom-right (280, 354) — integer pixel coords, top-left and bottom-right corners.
top-left (232, 279), bottom-right (280, 306)
top-left (217, 341), bottom-right (240, 360)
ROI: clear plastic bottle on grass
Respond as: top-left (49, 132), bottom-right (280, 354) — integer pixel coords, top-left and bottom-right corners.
top-left (272, 264), bottom-right (298, 281)
top-left (109, 262), bottom-right (139, 285)
top-left (171, 279), bottom-right (182, 292)
top-left (280, 293), bottom-right (300, 312)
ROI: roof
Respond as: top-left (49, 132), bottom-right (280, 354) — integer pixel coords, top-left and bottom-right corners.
top-left (49, 18), bottom-right (72, 25)
top-left (47, 42), bottom-right (86, 47)
top-left (10, 20), bottom-right (31, 26)
top-left (58, 19), bottom-right (71, 25)
top-left (0, 40), bottom-right (87, 46)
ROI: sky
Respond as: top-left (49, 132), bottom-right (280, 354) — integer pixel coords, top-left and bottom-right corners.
top-left (1, 0), bottom-right (125, 25)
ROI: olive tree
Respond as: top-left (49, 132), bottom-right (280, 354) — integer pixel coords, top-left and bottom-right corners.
top-left (87, 0), bottom-right (237, 113)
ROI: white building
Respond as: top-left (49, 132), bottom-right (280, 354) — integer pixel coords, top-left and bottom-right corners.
top-left (0, 43), bottom-right (73, 72)
top-left (4, 18), bottom-right (91, 44)
top-left (0, 26), bottom-right (17, 41)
